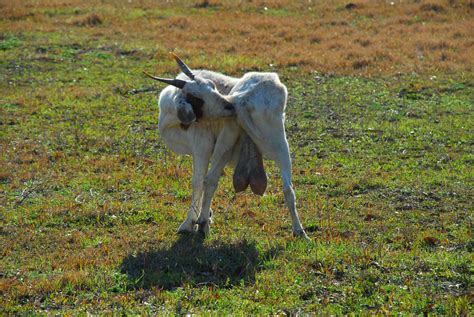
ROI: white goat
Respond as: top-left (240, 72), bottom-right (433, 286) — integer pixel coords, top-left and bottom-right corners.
top-left (145, 53), bottom-right (308, 239)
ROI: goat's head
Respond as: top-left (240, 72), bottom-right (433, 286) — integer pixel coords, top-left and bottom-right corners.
top-left (144, 53), bottom-right (235, 121)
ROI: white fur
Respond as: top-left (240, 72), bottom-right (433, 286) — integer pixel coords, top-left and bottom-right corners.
top-left (157, 69), bottom-right (308, 238)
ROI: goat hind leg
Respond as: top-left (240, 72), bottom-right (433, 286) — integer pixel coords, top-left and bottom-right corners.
top-left (275, 151), bottom-right (309, 239)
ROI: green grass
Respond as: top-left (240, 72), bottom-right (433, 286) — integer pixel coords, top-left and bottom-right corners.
top-left (0, 35), bottom-right (21, 51)
top-left (1, 23), bottom-right (473, 315)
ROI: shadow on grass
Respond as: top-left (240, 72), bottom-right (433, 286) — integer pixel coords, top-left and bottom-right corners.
top-left (120, 234), bottom-right (278, 290)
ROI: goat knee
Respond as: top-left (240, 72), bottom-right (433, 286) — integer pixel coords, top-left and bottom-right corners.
top-left (204, 175), bottom-right (219, 191)
top-left (283, 183), bottom-right (295, 198)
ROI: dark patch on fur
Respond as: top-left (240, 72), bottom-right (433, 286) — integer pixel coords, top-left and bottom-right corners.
top-left (186, 94), bottom-right (204, 121)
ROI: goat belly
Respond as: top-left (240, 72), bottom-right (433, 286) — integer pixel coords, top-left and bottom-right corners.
top-left (233, 134), bottom-right (267, 196)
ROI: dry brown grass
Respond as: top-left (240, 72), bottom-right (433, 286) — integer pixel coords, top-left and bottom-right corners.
top-left (1, 0), bottom-right (473, 76)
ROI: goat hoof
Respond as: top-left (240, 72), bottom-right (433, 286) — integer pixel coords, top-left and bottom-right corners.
top-left (197, 220), bottom-right (210, 237)
top-left (293, 229), bottom-right (311, 241)
top-left (177, 221), bottom-right (197, 234)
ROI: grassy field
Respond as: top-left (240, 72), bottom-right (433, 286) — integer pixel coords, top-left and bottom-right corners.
top-left (1, 0), bottom-right (473, 314)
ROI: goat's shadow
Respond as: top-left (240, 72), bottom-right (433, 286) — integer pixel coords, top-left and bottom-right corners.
top-left (120, 234), bottom-right (281, 290)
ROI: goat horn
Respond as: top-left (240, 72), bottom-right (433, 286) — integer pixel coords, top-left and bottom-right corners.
top-left (143, 71), bottom-right (187, 89)
top-left (170, 52), bottom-right (195, 80)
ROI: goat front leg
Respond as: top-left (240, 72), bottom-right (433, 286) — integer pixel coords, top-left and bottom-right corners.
top-left (197, 151), bottom-right (232, 236)
top-left (176, 129), bottom-right (214, 234)
top-left (177, 154), bottom-right (210, 234)
top-left (197, 126), bottom-right (239, 236)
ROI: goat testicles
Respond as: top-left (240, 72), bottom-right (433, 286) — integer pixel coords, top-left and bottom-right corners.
top-left (233, 133), bottom-right (267, 196)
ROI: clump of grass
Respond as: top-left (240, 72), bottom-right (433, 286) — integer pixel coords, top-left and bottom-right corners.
top-left (73, 13), bottom-right (103, 26)
top-left (419, 3), bottom-right (446, 13)
top-left (194, 0), bottom-right (220, 9)
top-left (0, 171), bottom-right (12, 184)
top-left (352, 59), bottom-right (370, 70)
top-left (0, 35), bottom-right (21, 51)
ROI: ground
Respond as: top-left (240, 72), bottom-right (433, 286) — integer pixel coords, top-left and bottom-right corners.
top-left (0, 0), bottom-right (473, 314)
